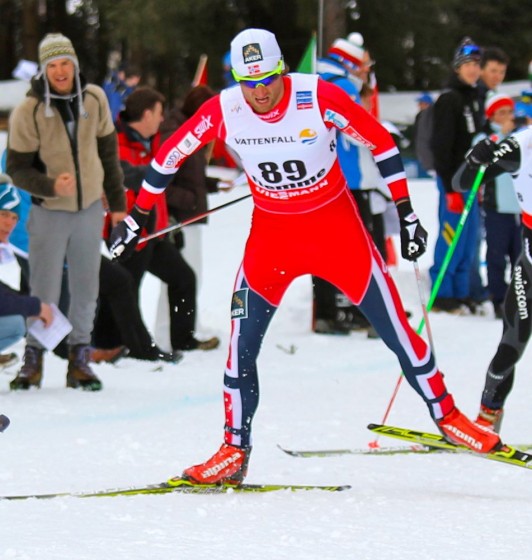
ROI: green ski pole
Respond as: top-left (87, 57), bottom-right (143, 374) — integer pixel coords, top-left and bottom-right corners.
top-left (417, 165), bottom-right (486, 335)
top-left (372, 166), bottom-right (487, 440)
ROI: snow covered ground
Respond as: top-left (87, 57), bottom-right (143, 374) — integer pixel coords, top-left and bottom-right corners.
top-left (1, 179), bottom-right (531, 559)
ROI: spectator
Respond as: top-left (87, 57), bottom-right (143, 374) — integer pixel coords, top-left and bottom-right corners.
top-left (469, 47), bottom-right (509, 309)
top-left (314, 37), bottom-right (365, 335)
top-left (358, 83), bottom-right (391, 261)
top-left (514, 90), bottom-right (532, 129)
top-left (413, 92), bottom-right (435, 175)
top-left (1, 151), bottom-right (125, 365)
top-left (92, 255), bottom-right (183, 363)
top-left (221, 51), bottom-right (236, 88)
top-left (6, 33), bottom-right (126, 391)
top-left (163, 85), bottom-right (230, 281)
top-left (429, 37), bottom-right (483, 314)
top-left (103, 63), bottom-right (141, 123)
top-left (474, 94), bottom-right (520, 318)
top-left (0, 179), bottom-right (53, 356)
top-left (154, 85), bottom-right (231, 349)
top-left (112, 86), bottom-right (219, 352)
top-left (346, 33), bottom-right (378, 115)
top-left (478, 47), bottom-right (509, 114)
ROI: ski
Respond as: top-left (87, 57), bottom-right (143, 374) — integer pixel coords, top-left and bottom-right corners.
top-left (1, 478), bottom-right (351, 500)
top-left (277, 443), bottom-right (445, 457)
top-left (277, 441), bottom-right (532, 458)
top-left (368, 423), bottom-right (532, 470)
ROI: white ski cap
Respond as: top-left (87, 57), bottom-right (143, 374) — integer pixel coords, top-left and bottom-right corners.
top-left (230, 28), bottom-right (284, 77)
top-left (328, 38), bottom-right (364, 68)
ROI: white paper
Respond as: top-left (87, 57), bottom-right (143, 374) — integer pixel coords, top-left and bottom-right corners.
top-left (28, 303), bottom-right (72, 351)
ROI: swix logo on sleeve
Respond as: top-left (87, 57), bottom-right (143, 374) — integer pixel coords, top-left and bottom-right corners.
top-left (243, 44), bottom-right (263, 64)
top-left (177, 132), bottom-right (201, 155)
top-left (324, 109), bottom-right (348, 130)
top-left (163, 148), bottom-right (184, 169)
top-left (231, 288), bottom-right (248, 319)
top-left (296, 91), bottom-right (313, 110)
top-left (194, 115), bottom-right (213, 139)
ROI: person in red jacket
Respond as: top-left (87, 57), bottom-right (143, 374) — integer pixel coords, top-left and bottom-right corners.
top-left (109, 86), bottom-right (219, 353)
top-left (110, 29), bottom-right (502, 486)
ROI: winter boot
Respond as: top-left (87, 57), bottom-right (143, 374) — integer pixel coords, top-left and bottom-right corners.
top-left (90, 345), bottom-right (129, 364)
top-left (174, 443), bottom-right (252, 486)
top-left (10, 346), bottom-right (44, 390)
top-left (475, 405), bottom-right (504, 434)
top-left (0, 352), bottom-right (18, 369)
top-left (176, 337), bottom-right (221, 351)
top-left (66, 344), bottom-right (102, 391)
top-left (437, 407), bottom-right (501, 453)
top-left (196, 337), bottom-right (221, 351)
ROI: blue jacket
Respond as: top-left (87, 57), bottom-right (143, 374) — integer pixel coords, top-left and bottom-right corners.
top-left (103, 72), bottom-right (136, 122)
top-left (317, 56), bottom-right (362, 190)
top-left (0, 281), bottom-right (40, 318)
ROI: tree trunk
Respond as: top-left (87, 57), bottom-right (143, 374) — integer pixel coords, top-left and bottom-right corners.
top-left (322, 0), bottom-right (346, 56)
top-left (21, 0), bottom-right (41, 62)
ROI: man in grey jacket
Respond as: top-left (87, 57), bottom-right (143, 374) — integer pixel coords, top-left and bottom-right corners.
top-left (6, 33), bottom-right (126, 391)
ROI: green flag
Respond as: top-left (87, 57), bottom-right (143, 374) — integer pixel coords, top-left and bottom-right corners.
top-left (297, 34), bottom-right (317, 73)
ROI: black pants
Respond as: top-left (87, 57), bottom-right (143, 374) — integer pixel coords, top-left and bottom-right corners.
top-left (93, 257), bottom-right (156, 358)
top-left (121, 238), bottom-right (197, 350)
top-left (312, 190), bottom-right (384, 325)
top-left (482, 247), bottom-right (532, 408)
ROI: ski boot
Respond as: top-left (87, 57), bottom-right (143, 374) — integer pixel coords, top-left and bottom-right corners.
top-left (10, 346), bottom-right (44, 390)
top-left (174, 443), bottom-right (252, 486)
top-left (475, 405), bottom-right (504, 434)
top-left (66, 344), bottom-right (103, 391)
top-left (437, 407), bottom-right (501, 453)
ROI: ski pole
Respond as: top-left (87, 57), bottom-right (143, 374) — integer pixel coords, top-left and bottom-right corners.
top-left (139, 193), bottom-right (252, 243)
top-left (413, 259), bottom-right (436, 358)
top-left (424, 171), bottom-right (486, 312)
top-left (371, 166), bottom-right (486, 444)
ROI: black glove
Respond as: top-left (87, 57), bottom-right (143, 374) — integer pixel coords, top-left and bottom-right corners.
top-left (109, 206), bottom-right (149, 262)
top-left (465, 138), bottom-right (498, 167)
top-left (397, 199), bottom-right (428, 261)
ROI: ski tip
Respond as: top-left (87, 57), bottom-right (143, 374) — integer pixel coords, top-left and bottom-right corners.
top-left (367, 423), bottom-right (380, 430)
top-left (166, 476), bottom-right (193, 488)
top-left (0, 414), bottom-right (10, 433)
top-left (276, 444), bottom-right (297, 456)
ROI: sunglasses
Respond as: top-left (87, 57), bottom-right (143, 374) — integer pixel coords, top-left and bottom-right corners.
top-left (460, 45), bottom-right (480, 57)
top-left (232, 60), bottom-right (284, 89)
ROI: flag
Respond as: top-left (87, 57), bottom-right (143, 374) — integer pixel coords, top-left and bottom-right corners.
top-left (192, 54), bottom-right (208, 87)
top-left (297, 34), bottom-right (317, 74)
